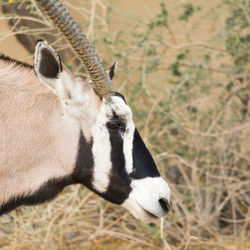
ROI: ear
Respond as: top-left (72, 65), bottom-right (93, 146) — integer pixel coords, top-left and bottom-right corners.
top-left (34, 40), bottom-right (81, 103)
top-left (109, 62), bottom-right (117, 80)
top-left (34, 40), bottom-right (62, 81)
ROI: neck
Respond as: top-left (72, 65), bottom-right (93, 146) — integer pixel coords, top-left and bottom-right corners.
top-left (0, 80), bottom-right (80, 212)
top-left (0, 175), bottom-right (75, 215)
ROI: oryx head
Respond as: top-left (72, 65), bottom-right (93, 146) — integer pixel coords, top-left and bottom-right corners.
top-left (34, 0), bottom-right (170, 222)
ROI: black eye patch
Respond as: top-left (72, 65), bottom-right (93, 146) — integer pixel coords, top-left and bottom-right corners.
top-left (106, 120), bottom-right (121, 129)
top-left (106, 119), bottom-right (126, 132)
top-left (106, 111), bottom-right (126, 132)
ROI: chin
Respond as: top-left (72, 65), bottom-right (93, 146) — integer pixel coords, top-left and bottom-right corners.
top-left (122, 200), bottom-right (160, 223)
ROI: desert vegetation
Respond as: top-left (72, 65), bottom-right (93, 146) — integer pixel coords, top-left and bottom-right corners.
top-left (0, 0), bottom-right (249, 249)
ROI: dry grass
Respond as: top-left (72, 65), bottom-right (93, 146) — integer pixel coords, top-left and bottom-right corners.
top-left (0, 0), bottom-right (249, 249)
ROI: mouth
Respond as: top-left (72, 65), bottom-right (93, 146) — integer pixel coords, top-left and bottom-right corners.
top-left (122, 199), bottom-right (161, 222)
top-left (140, 207), bottom-right (159, 220)
top-left (121, 177), bottom-right (171, 222)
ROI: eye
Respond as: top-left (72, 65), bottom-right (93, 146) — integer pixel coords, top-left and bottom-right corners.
top-left (106, 120), bottom-right (121, 129)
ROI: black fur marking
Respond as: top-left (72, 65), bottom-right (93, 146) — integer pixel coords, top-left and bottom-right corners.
top-left (0, 176), bottom-right (74, 216)
top-left (36, 39), bottom-right (45, 44)
top-left (0, 54), bottom-right (33, 69)
top-left (112, 93), bottom-right (159, 179)
top-left (38, 47), bottom-right (62, 78)
top-left (130, 128), bottom-right (160, 179)
top-left (72, 132), bottom-right (94, 189)
top-left (102, 128), bottom-right (131, 204)
top-left (109, 62), bottom-right (116, 80)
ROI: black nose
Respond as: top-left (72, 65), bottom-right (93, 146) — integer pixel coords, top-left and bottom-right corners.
top-left (159, 198), bottom-right (170, 214)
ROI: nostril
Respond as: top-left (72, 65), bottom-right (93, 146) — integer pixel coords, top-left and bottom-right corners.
top-left (159, 198), bottom-right (170, 214)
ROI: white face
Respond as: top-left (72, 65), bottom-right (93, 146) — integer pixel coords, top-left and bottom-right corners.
top-left (34, 41), bottom-right (171, 222)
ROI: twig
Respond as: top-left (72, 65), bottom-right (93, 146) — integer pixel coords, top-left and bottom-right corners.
top-left (184, 236), bottom-right (199, 250)
top-left (160, 218), bottom-right (171, 250)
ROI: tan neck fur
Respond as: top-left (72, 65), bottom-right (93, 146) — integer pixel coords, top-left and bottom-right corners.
top-left (0, 61), bottom-right (80, 204)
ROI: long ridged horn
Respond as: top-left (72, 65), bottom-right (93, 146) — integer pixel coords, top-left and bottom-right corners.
top-left (35, 0), bottom-right (114, 100)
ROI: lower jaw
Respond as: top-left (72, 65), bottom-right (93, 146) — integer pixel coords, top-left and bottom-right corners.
top-left (121, 200), bottom-right (159, 222)
top-left (142, 208), bottom-right (159, 220)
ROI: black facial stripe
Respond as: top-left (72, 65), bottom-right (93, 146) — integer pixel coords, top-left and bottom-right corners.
top-left (39, 47), bottom-right (62, 78)
top-left (130, 128), bottom-right (160, 179)
top-left (0, 176), bottom-right (74, 215)
top-left (73, 131), bottom-right (94, 189)
top-left (73, 131), bottom-right (131, 205)
top-left (100, 129), bottom-right (131, 204)
top-left (74, 129), bottom-right (131, 204)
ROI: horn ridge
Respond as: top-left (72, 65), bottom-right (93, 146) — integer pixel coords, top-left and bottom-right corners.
top-left (36, 0), bottom-right (114, 100)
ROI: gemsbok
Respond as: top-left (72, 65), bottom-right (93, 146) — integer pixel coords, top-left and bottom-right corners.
top-left (0, 0), bottom-right (170, 222)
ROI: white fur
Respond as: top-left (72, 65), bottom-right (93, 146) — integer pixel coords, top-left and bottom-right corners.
top-left (59, 71), bottom-right (89, 120)
top-left (104, 96), bottom-right (131, 117)
top-left (91, 101), bottom-right (113, 193)
top-left (122, 177), bottom-right (171, 222)
top-left (123, 119), bottom-right (135, 174)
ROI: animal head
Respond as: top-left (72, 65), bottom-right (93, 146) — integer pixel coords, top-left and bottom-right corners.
top-left (34, 40), bottom-right (170, 222)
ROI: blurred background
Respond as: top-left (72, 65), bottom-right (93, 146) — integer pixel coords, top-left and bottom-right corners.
top-left (0, 0), bottom-right (249, 249)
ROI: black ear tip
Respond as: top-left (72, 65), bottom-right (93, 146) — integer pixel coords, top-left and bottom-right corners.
top-left (36, 39), bottom-right (45, 45)
top-left (109, 62), bottom-right (117, 80)
top-left (110, 62), bottom-right (117, 70)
